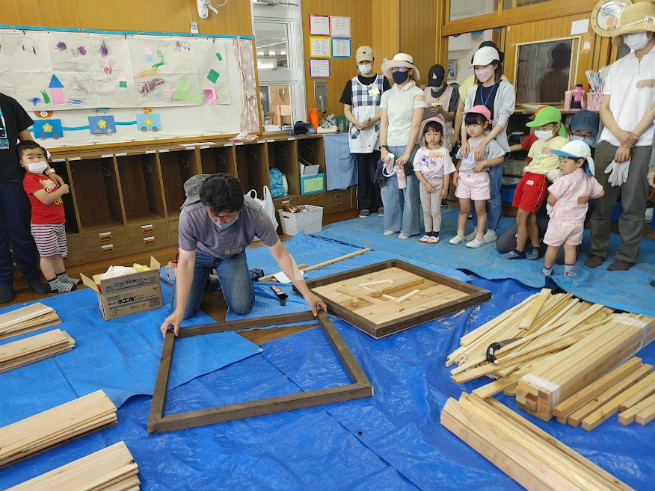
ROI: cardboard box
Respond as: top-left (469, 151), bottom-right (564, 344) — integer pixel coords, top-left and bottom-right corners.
top-left (300, 173), bottom-right (325, 195)
top-left (81, 257), bottom-right (163, 320)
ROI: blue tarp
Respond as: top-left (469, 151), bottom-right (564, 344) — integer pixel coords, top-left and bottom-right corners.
top-left (1, 233), bottom-right (653, 489)
top-left (316, 211), bottom-right (655, 316)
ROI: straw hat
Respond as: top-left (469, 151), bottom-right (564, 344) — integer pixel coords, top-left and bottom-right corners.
top-left (612, 0), bottom-right (655, 37)
top-left (381, 53), bottom-right (420, 81)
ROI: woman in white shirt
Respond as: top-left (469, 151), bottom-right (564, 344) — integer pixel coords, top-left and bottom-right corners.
top-left (378, 53), bottom-right (427, 238)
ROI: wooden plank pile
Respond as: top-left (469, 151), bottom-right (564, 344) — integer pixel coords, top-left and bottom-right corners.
top-left (0, 390), bottom-right (117, 468)
top-left (447, 289), bottom-right (655, 424)
top-left (440, 392), bottom-right (631, 490)
top-left (7, 442), bottom-right (139, 490)
top-left (0, 303), bottom-right (61, 340)
top-left (0, 329), bottom-right (74, 373)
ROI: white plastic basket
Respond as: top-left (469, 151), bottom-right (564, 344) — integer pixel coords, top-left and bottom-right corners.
top-left (278, 205), bottom-right (323, 236)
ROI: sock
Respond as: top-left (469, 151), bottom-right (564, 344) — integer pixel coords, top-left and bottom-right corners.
top-left (433, 231), bottom-right (439, 237)
top-left (542, 267), bottom-right (553, 276)
top-left (57, 272), bottom-right (80, 285)
top-left (565, 264), bottom-right (575, 274)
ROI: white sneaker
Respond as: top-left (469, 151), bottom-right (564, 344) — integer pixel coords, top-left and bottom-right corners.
top-left (428, 235), bottom-right (440, 244)
top-left (464, 228), bottom-right (477, 241)
top-left (449, 235), bottom-right (465, 245)
top-left (466, 238), bottom-right (484, 248)
top-left (377, 207), bottom-right (384, 216)
top-left (482, 230), bottom-right (497, 244)
top-left (398, 233), bottom-right (409, 239)
top-left (383, 230), bottom-right (399, 236)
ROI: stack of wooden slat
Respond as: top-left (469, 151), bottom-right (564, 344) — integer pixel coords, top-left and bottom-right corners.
top-left (0, 390), bottom-right (117, 468)
top-left (515, 314), bottom-right (655, 421)
top-left (7, 442), bottom-right (139, 490)
top-left (440, 392), bottom-right (630, 490)
top-left (0, 329), bottom-right (75, 373)
top-left (0, 303), bottom-right (61, 340)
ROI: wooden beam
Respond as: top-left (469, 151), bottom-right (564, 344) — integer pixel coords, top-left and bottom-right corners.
top-left (618, 392), bottom-right (655, 425)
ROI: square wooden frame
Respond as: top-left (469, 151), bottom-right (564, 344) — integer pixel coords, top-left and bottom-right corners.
top-left (148, 311), bottom-right (372, 433)
top-left (305, 259), bottom-right (491, 339)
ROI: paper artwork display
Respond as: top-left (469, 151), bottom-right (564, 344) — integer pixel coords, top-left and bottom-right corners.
top-left (0, 30), bottom-right (232, 110)
top-left (331, 38), bottom-right (351, 58)
top-left (309, 58), bottom-right (330, 79)
top-left (88, 115), bottom-right (117, 135)
top-left (309, 37), bottom-right (331, 58)
top-left (136, 113), bottom-right (161, 132)
top-left (309, 15), bottom-right (331, 36)
top-left (329, 16), bottom-right (351, 38)
top-left (33, 119), bottom-right (63, 139)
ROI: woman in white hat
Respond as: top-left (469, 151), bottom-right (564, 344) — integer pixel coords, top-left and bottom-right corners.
top-left (460, 45), bottom-right (516, 245)
top-left (586, 0), bottom-right (655, 271)
top-left (378, 53), bottom-right (427, 238)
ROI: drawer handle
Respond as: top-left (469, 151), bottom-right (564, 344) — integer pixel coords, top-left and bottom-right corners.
top-left (100, 244), bottom-right (114, 253)
top-left (98, 231), bottom-right (112, 241)
top-left (141, 224), bottom-right (154, 234)
top-left (334, 203), bottom-right (344, 209)
top-left (334, 194), bottom-right (344, 199)
top-left (144, 236), bottom-right (156, 245)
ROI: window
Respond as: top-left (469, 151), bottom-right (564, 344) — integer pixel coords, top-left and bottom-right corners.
top-left (450, 0), bottom-right (498, 21)
top-left (252, 1), bottom-right (306, 133)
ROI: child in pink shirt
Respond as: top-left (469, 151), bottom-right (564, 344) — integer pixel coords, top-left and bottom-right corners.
top-left (542, 141), bottom-right (604, 277)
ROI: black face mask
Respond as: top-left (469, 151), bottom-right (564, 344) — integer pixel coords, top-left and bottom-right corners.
top-left (392, 71), bottom-right (409, 84)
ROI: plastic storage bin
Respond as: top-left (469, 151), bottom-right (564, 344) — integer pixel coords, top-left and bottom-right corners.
top-left (278, 205), bottom-right (323, 236)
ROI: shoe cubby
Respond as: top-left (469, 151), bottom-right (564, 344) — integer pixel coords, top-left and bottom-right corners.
top-left (298, 136), bottom-right (326, 173)
top-left (199, 144), bottom-right (237, 175)
top-left (158, 149), bottom-right (198, 218)
top-left (67, 156), bottom-right (125, 231)
top-left (267, 140), bottom-right (300, 196)
top-left (235, 142), bottom-right (269, 194)
top-left (115, 153), bottom-right (166, 224)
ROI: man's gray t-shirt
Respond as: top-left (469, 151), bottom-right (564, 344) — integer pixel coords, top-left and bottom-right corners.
top-left (178, 196), bottom-right (278, 258)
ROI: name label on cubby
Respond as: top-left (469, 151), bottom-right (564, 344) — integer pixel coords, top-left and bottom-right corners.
top-left (145, 150), bottom-right (156, 154)
top-left (98, 232), bottom-right (112, 241)
top-left (160, 149), bottom-right (170, 153)
top-left (141, 224), bottom-right (154, 234)
top-left (101, 244), bottom-right (114, 253)
top-left (69, 157), bottom-right (81, 161)
top-left (101, 154), bottom-right (113, 159)
top-left (116, 153), bottom-right (127, 157)
top-left (144, 236), bottom-right (156, 245)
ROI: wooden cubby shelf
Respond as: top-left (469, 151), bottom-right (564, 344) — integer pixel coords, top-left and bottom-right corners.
top-left (51, 134), bottom-right (354, 267)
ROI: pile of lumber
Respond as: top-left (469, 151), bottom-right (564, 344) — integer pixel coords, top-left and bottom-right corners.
top-left (447, 289), bottom-right (655, 423)
top-left (0, 303), bottom-right (61, 340)
top-left (0, 390), bottom-right (117, 468)
top-left (440, 392), bottom-right (631, 490)
top-left (0, 329), bottom-right (74, 373)
top-left (8, 442), bottom-right (139, 490)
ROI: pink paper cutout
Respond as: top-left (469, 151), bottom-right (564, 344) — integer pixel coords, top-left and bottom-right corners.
top-left (204, 88), bottom-right (217, 104)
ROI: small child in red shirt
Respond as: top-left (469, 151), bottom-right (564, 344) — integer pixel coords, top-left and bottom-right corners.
top-left (18, 141), bottom-right (78, 293)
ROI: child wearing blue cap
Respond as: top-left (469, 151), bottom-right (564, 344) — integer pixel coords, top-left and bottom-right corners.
top-left (542, 140), bottom-right (605, 277)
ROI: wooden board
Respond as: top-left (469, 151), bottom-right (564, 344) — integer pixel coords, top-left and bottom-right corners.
top-left (148, 311), bottom-right (372, 433)
top-left (306, 260), bottom-right (490, 338)
top-left (0, 329), bottom-right (74, 373)
top-left (0, 303), bottom-right (61, 340)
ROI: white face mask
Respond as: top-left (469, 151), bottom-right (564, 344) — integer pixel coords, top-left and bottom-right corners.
top-left (358, 63), bottom-right (372, 75)
top-left (534, 129), bottom-right (555, 142)
top-left (26, 161), bottom-right (48, 174)
top-left (623, 32), bottom-right (650, 51)
top-left (474, 67), bottom-right (494, 83)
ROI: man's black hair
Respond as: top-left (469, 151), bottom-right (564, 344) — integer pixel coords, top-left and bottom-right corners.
top-left (464, 111), bottom-right (489, 126)
top-left (199, 173), bottom-right (244, 214)
top-left (16, 140), bottom-right (45, 160)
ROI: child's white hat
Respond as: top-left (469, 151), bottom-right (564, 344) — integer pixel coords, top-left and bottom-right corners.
top-left (551, 140), bottom-right (595, 175)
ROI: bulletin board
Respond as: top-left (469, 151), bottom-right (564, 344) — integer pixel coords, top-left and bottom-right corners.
top-left (0, 27), bottom-right (259, 148)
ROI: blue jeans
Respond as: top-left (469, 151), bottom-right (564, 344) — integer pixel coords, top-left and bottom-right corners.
top-left (471, 163), bottom-right (503, 232)
top-left (380, 145), bottom-right (420, 236)
top-left (173, 250), bottom-right (254, 318)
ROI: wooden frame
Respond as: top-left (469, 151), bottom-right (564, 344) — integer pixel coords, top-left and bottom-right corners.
top-left (305, 259), bottom-right (491, 339)
top-left (147, 311), bottom-right (372, 433)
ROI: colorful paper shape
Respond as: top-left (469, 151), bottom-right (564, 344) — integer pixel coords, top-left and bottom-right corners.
top-left (216, 52), bottom-right (222, 61)
top-left (136, 113), bottom-right (161, 132)
top-left (49, 75), bottom-right (65, 105)
top-left (88, 115), bottom-right (117, 135)
top-left (33, 120), bottom-right (63, 140)
top-left (203, 89), bottom-right (217, 104)
top-left (118, 73), bottom-right (128, 88)
top-left (207, 69), bottom-right (219, 84)
top-left (145, 47), bottom-right (153, 62)
top-left (48, 75), bottom-right (64, 89)
top-left (177, 77), bottom-right (191, 92)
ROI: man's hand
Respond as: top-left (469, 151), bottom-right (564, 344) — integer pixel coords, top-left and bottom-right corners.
top-left (160, 310), bottom-right (184, 337)
top-left (614, 145), bottom-right (631, 163)
top-left (648, 171), bottom-right (655, 188)
top-left (303, 291), bottom-right (326, 316)
top-left (619, 130), bottom-right (638, 148)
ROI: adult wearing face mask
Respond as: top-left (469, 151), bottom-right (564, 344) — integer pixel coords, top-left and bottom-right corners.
top-left (422, 64), bottom-right (459, 151)
top-left (378, 53), bottom-right (427, 239)
top-left (0, 92), bottom-right (60, 303)
top-left (586, 1), bottom-right (655, 271)
top-left (159, 174), bottom-right (326, 337)
top-left (340, 46), bottom-right (391, 218)
top-left (569, 110), bottom-right (600, 149)
top-left (461, 46), bottom-right (516, 245)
